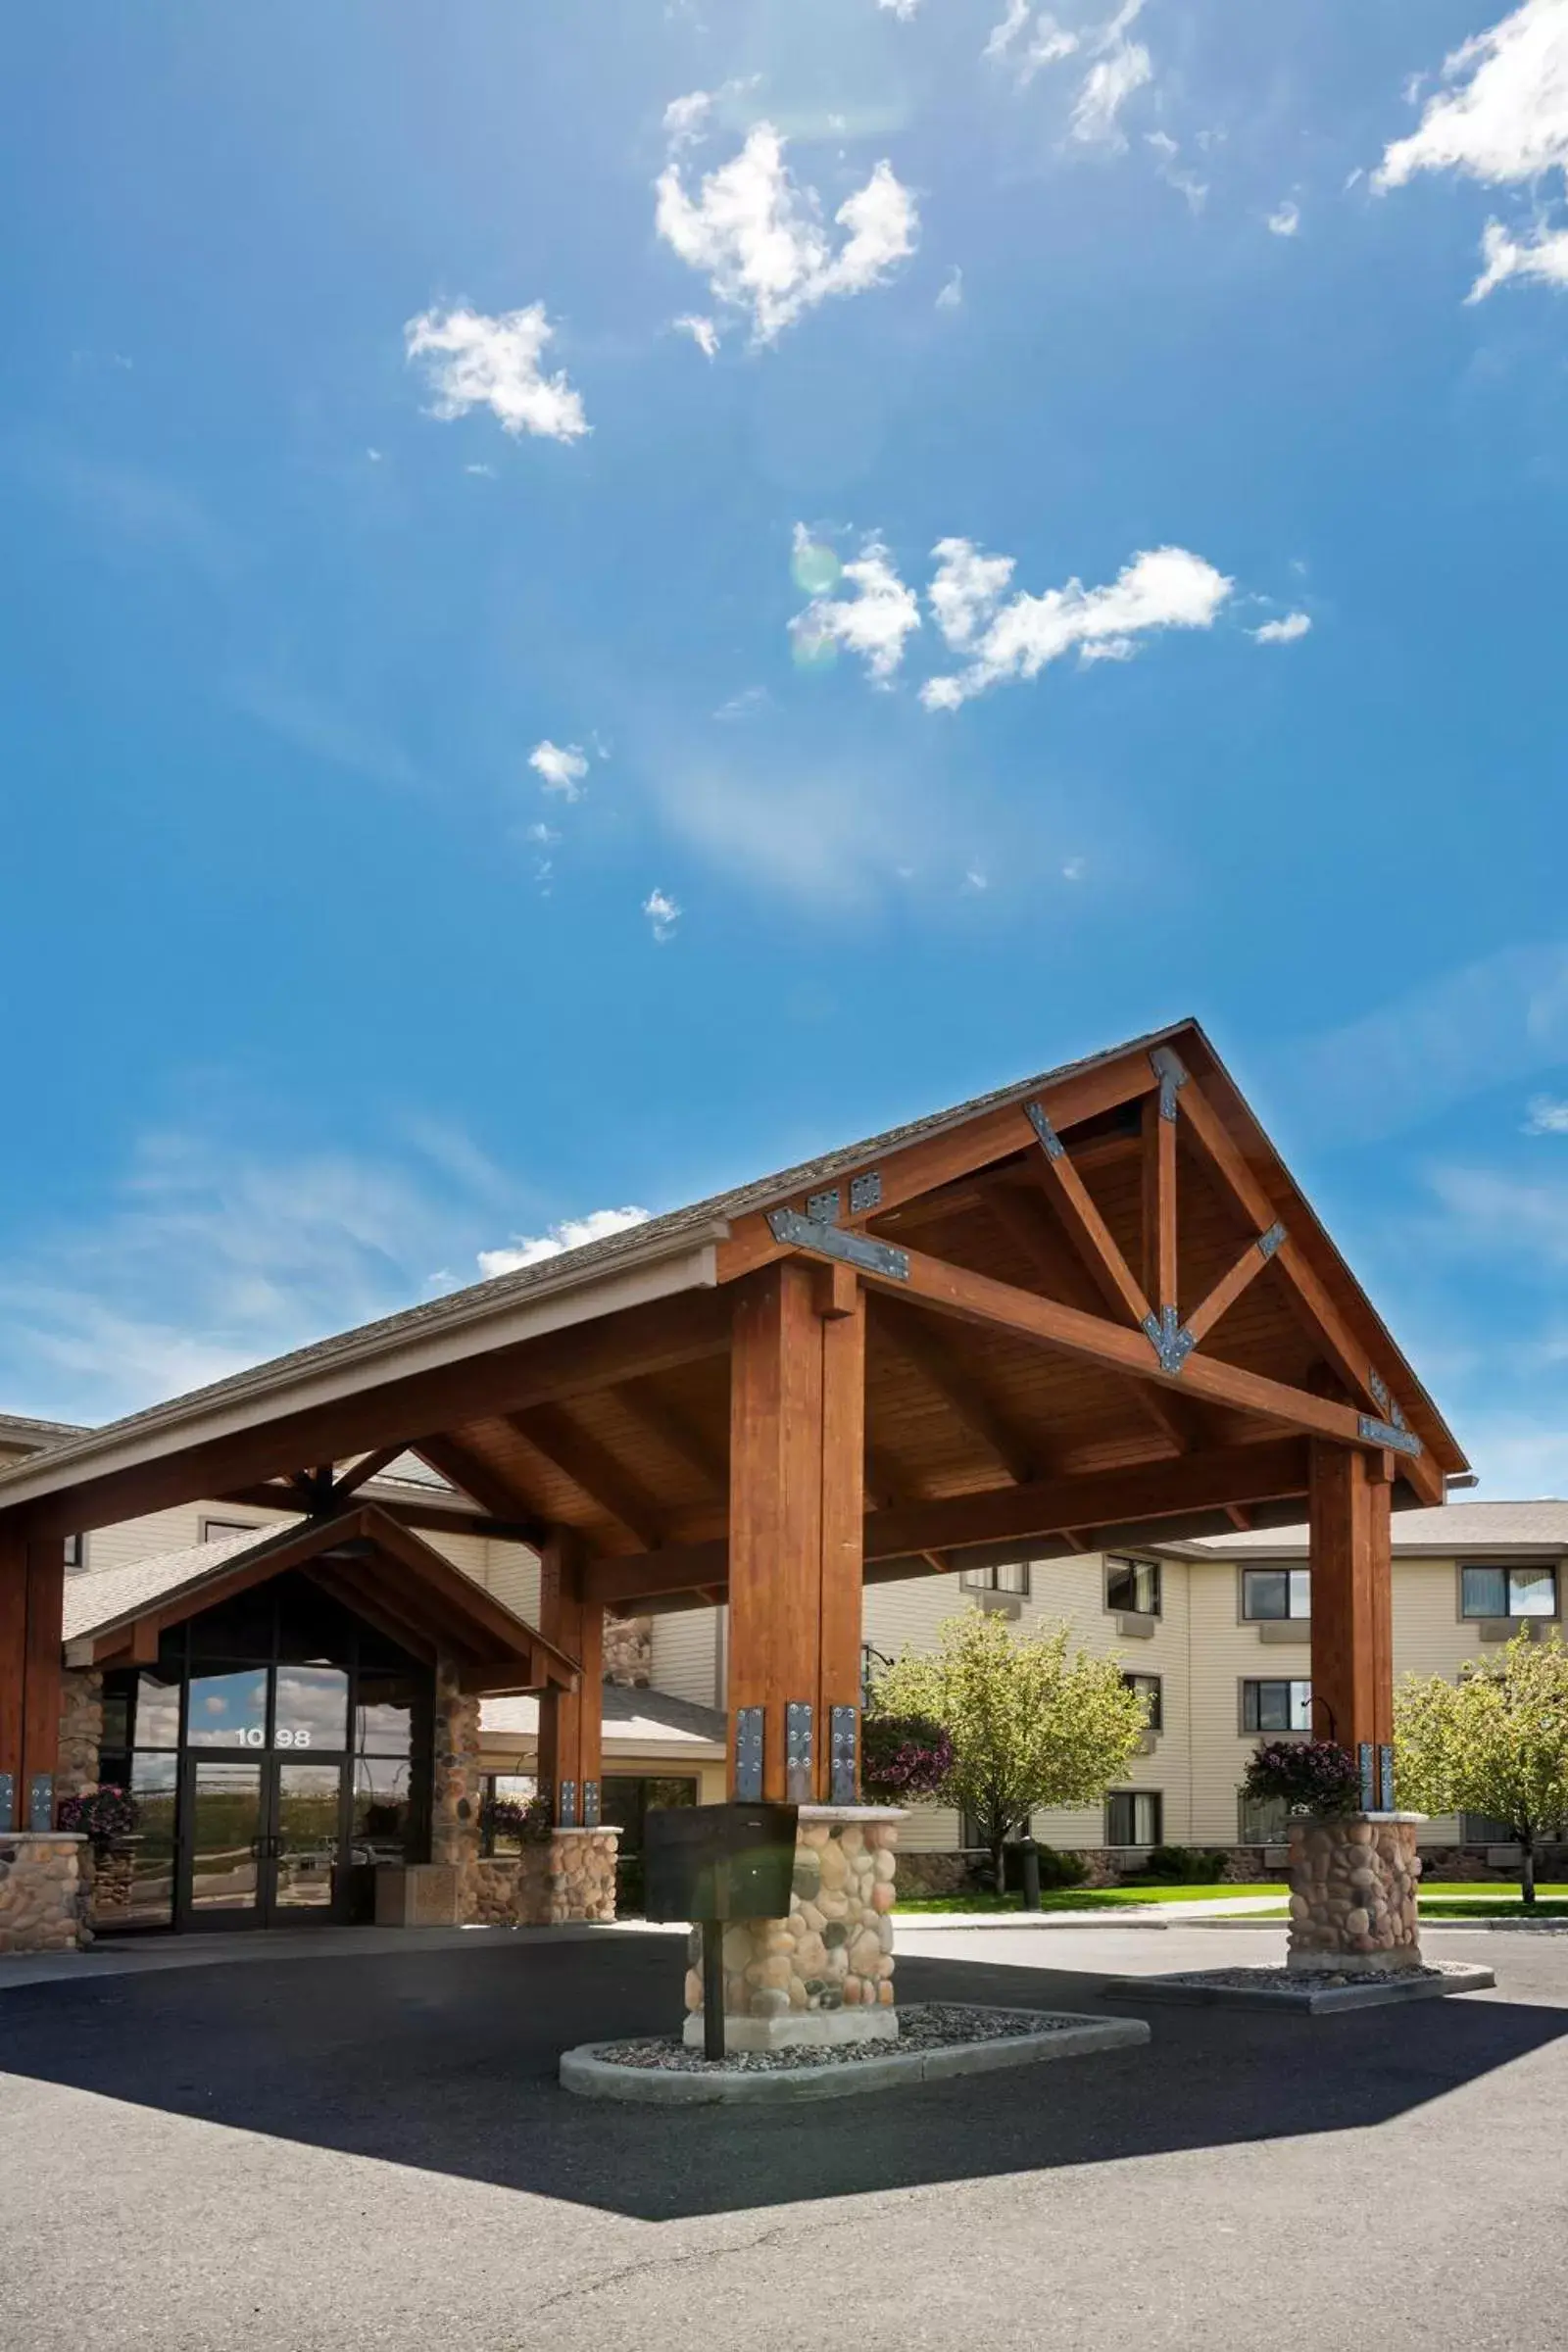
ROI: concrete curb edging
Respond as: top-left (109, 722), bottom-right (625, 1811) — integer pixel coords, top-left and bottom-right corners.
top-left (560, 2009), bottom-right (1151, 2104)
top-left (1101, 1963), bottom-right (1495, 2015)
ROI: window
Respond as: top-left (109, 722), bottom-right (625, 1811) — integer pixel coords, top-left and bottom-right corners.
top-left (962, 1562), bottom-right (1030, 1597)
top-left (1242, 1679), bottom-right (1312, 1734)
top-left (479, 1773), bottom-right (540, 1856)
top-left (1242, 1567), bottom-right (1311, 1621)
top-left (1460, 1812), bottom-right (1519, 1845)
top-left (1238, 1794), bottom-right (1290, 1844)
top-left (1105, 1557), bottom-right (1160, 1617)
top-left (201, 1518), bottom-right (263, 1544)
top-left (1106, 1789), bottom-right (1162, 1846)
top-left (63, 1534), bottom-right (83, 1570)
top-left (1123, 1673), bottom-right (1162, 1732)
top-left (1460, 1565), bottom-right (1558, 1621)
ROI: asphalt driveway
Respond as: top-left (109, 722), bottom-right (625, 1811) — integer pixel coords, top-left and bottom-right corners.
top-left (2, 1922), bottom-right (1565, 2351)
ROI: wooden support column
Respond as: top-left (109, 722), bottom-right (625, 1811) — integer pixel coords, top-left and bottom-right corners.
top-left (0, 1515), bottom-right (64, 1832)
top-left (727, 1259), bottom-right (866, 1802)
top-left (535, 1525), bottom-right (603, 1826)
top-left (1308, 1441), bottom-right (1395, 1787)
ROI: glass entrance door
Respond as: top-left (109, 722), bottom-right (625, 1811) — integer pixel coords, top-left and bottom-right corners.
top-left (187, 1759), bottom-right (265, 1923)
top-left (180, 1755), bottom-right (349, 1927)
top-left (270, 1763), bottom-right (345, 1914)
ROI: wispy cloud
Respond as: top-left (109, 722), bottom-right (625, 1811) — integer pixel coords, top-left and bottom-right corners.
top-left (985, 0), bottom-right (1152, 148)
top-left (1251, 611), bottom-right (1311, 645)
top-left (230, 677), bottom-right (418, 791)
top-left (1525, 1096), bottom-right (1568, 1135)
top-left (656, 108), bottom-right (918, 344)
top-left (789, 528), bottom-right (922, 682)
top-left (1267, 199), bottom-right (1301, 237)
top-left (529, 739), bottom-right (590, 798)
top-left (405, 303), bottom-right (589, 440)
top-left (477, 1205), bottom-right (651, 1279)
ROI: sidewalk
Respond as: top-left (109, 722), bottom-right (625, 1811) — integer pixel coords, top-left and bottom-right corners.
top-left (891, 1892), bottom-right (1287, 1931)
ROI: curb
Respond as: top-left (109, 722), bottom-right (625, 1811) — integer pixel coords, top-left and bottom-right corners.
top-left (1100, 1963), bottom-right (1495, 2015)
top-left (559, 2008), bottom-right (1151, 2104)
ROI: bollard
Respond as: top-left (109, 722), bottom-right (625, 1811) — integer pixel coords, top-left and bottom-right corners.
top-left (1020, 1839), bottom-right (1041, 1911)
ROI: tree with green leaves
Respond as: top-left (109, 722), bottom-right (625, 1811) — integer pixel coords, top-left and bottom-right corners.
top-left (1396, 1631), bottom-right (1568, 1905)
top-left (871, 1607), bottom-right (1150, 1892)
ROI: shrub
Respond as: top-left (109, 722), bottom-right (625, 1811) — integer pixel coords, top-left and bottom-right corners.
top-left (1003, 1841), bottom-right (1087, 1891)
top-left (1240, 1738), bottom-right (1361, 1820)
top-left (485, 1794), bottom-right (553, 1849)
top-left (1138, 1844), bottom-right (1231, 1884)
top-left (57, 1785), bottom-right (138, 1850)
top-left (860, 1712), bottom-right (955, 1803)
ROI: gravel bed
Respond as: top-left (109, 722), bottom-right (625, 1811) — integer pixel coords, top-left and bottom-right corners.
top-left (1159, 1962), bottom-right (1471, 1991)
top-left (588, 2003), bottom-right (1074, 2074)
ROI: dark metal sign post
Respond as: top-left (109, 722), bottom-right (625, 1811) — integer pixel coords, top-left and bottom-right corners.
top-left (644, 1801), bottom-right (800, 2064)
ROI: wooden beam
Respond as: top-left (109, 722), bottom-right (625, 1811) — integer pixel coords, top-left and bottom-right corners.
top-left (332, 1444), bottom-right (409, 1501)
top-left (0, 1519), bottom-right (26, 1825)
top-left (715, 1041), bottom-right (1164, 1284)
top-left (411, 1434), bottom-right (547, 1531)
top-left (11, 1286), bottom-right (733, 1544)
top-left (872, 1298), bottom-right (1043, 1484)
top-left (1183, 1231), bottom-right (1281, 1351)
top-left (214, 1480), bottom-right (543, 1547)
top-left (1308, 1441), bottom-right (1394, 1754)
top-left (1142, 1094), bottom-right (1178, 1317)
top-left (1027, 1125), bottom-right (1152, 1330)
top-left (802, 1230), bottom-right (1409, 1464)
top-left (509, 1406), bottom-right (666, 1551)
top-left (611, 1381), bottom-right (727, 1494)
top-left (983, 1183), bottom-right (1193, 1457)
top-left (588, 1438), bottom-right (1311, 1604)
top-left (21, 1533), bottom-right (64, 1814)
top-left (536, 1526), bottom-right (602, 1819)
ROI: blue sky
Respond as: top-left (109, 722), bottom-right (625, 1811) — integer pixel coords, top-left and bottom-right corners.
top-left (3, 1), bottom-right (1568, 1491)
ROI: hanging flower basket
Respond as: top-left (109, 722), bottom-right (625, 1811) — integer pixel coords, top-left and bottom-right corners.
top-left (860, 1713), bottom-right (955, 1803)
top-left (1240, 1739), bottom-right (1361, 1819)
top-left (57, 1785), bottom-right (140, 1852)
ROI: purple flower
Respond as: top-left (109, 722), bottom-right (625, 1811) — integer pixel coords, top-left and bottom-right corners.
top-left (861, 1714), bottom-right (955, 1803)
top-left (1241, 1739), bottom-right (1361, 1817)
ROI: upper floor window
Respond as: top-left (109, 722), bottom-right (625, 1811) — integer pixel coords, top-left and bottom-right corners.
top-left (1106, 1557), bottom-right (1160, 1618)
top-left (962, 1562), bottom-right (1030, 1598)
top-left (1123, 1672), bottom-right (1162, 1732)
top-left (1242, 1567), bottom-right (1311, 1622)
top-left (1460, 1565), bottom-right (1558, 1622)
top-left (1242, 1678), bottom-right (1312, 1734)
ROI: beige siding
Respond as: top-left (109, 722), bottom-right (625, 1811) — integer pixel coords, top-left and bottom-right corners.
top-left (649, 1605), bottom-right (725, 1709)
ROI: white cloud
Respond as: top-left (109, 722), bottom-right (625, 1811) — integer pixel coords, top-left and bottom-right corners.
top-left (790, 530), bottom-right (922, 682)
top-left (1526, 1095), bottom-right (1568, 1134)
top-left (1468, 215), bottom-right (1568, 297)
top-left (878, 0), bottom-right (921, 15)
top-left (465, 462), bottom-right (496, 478)
top-left (1071, 2), bottom-right (1152, 149)
top-left (478, 1205), bottom-right (651, 1279)
top-left (1267, 199), bottom-right (1301, 236)
top-left (529, 740), bottom-right (590, 798)
top-left (984, 1), bottom-right (1081, 86)
top-left (921, 537), bottom-right (1231, 709)
top-left (675, 314), bottom-right (720, 357)
top-left (1376, 1), bottom-right (1568, 192)
top-left (1062, 856), bottom-right (1087, 881)
top-left (405, 303), bottom-right (589, 442)
top-left (655, 119), bottom-right (918, 343)
top-left (962, 866), bottom-right (989, 893)
top-left (664, 88), bottom-right (717, 150)
top-left (936, 266), bottom-right (964, 310)
top-left (642, 887), bottom-right (682, 943)
top-left (1252, 610), bottom-right (1311, 645)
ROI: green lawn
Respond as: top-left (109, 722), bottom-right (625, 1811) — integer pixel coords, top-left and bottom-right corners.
top-left (897, 1882), bottom-right (1285, 1914)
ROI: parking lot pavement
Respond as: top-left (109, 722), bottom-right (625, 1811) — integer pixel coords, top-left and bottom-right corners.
top-left (3, 1923), bottom-right (1566, 2352)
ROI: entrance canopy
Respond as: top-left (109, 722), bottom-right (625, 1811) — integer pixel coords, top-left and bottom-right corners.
top-left (0, 1019), bottom-right (1470, 1820)
top-left (61, 1504), bottom-right (581, 1697)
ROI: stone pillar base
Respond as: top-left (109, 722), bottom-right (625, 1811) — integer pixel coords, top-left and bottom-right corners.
top-left (0, 1833), bottom-right (87, 1954)
top-left (682, 1805), bottom-right (906, 2050)
top-left (474, 1829), bottom-right (619, 1925)
top-left (1287, 1813), bottom-right (1425, 1972)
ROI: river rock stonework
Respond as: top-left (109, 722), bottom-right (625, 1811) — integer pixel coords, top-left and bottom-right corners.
top-left (603, 1615), bottom-right (653, 1687)
top-left (475, 1829), bottom-right (620, 1924)
top-left (0, 1834), bottom-right (86, 1953)
top-left (58, 1669), bottom-right (104, 1800)
top-left (430, 1653), bottom-right (481, 1923)
top-left (682, 1806), bottom-right (905, 2051)
top-left (1288, 1813), bottom-right (1424, 1974)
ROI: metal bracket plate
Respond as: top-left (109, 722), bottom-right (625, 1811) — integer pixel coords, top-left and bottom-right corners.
top-left (785, 1701), bottom-right (814, 1804)
top-left (1378, 1745), bottom-right (1396, 1813)
top-left (734, 1706), bottom-right (764, 1802)
top-left (1358, 1743), bottom-right (1377, 1813)
top-left (806, 1187), bottom-right (841, 1225)
top-left (1358, 1414), bottom-right (1423, 1459)
top-left (1143, 1303), bottom-right (1196, 1376)
top-left (27, 1774), bottom-right (53, 1834)
top-left (1256, 1221), bottom-right (1286, 1260)
top-left (829, 1706), bottom-right (858, 1805)
top-left (0, 1773), bottom-right (13, 1832)
top-left (558, 1780), bottom-right (577, 1830)
top-left (766, 1207), bottom-right (908, 1281)
top-left (1149, 1045), bottom-right (1189, 1121)
top-left (848, 1170), bottom-right (883, 1216)
top-left (581, 1780), bottom-right (601, 1828)
top-left (1368, 1370), bottom-right (1407, 1433)
top-left (1024, 1101), bottom-right (1065, 1160)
